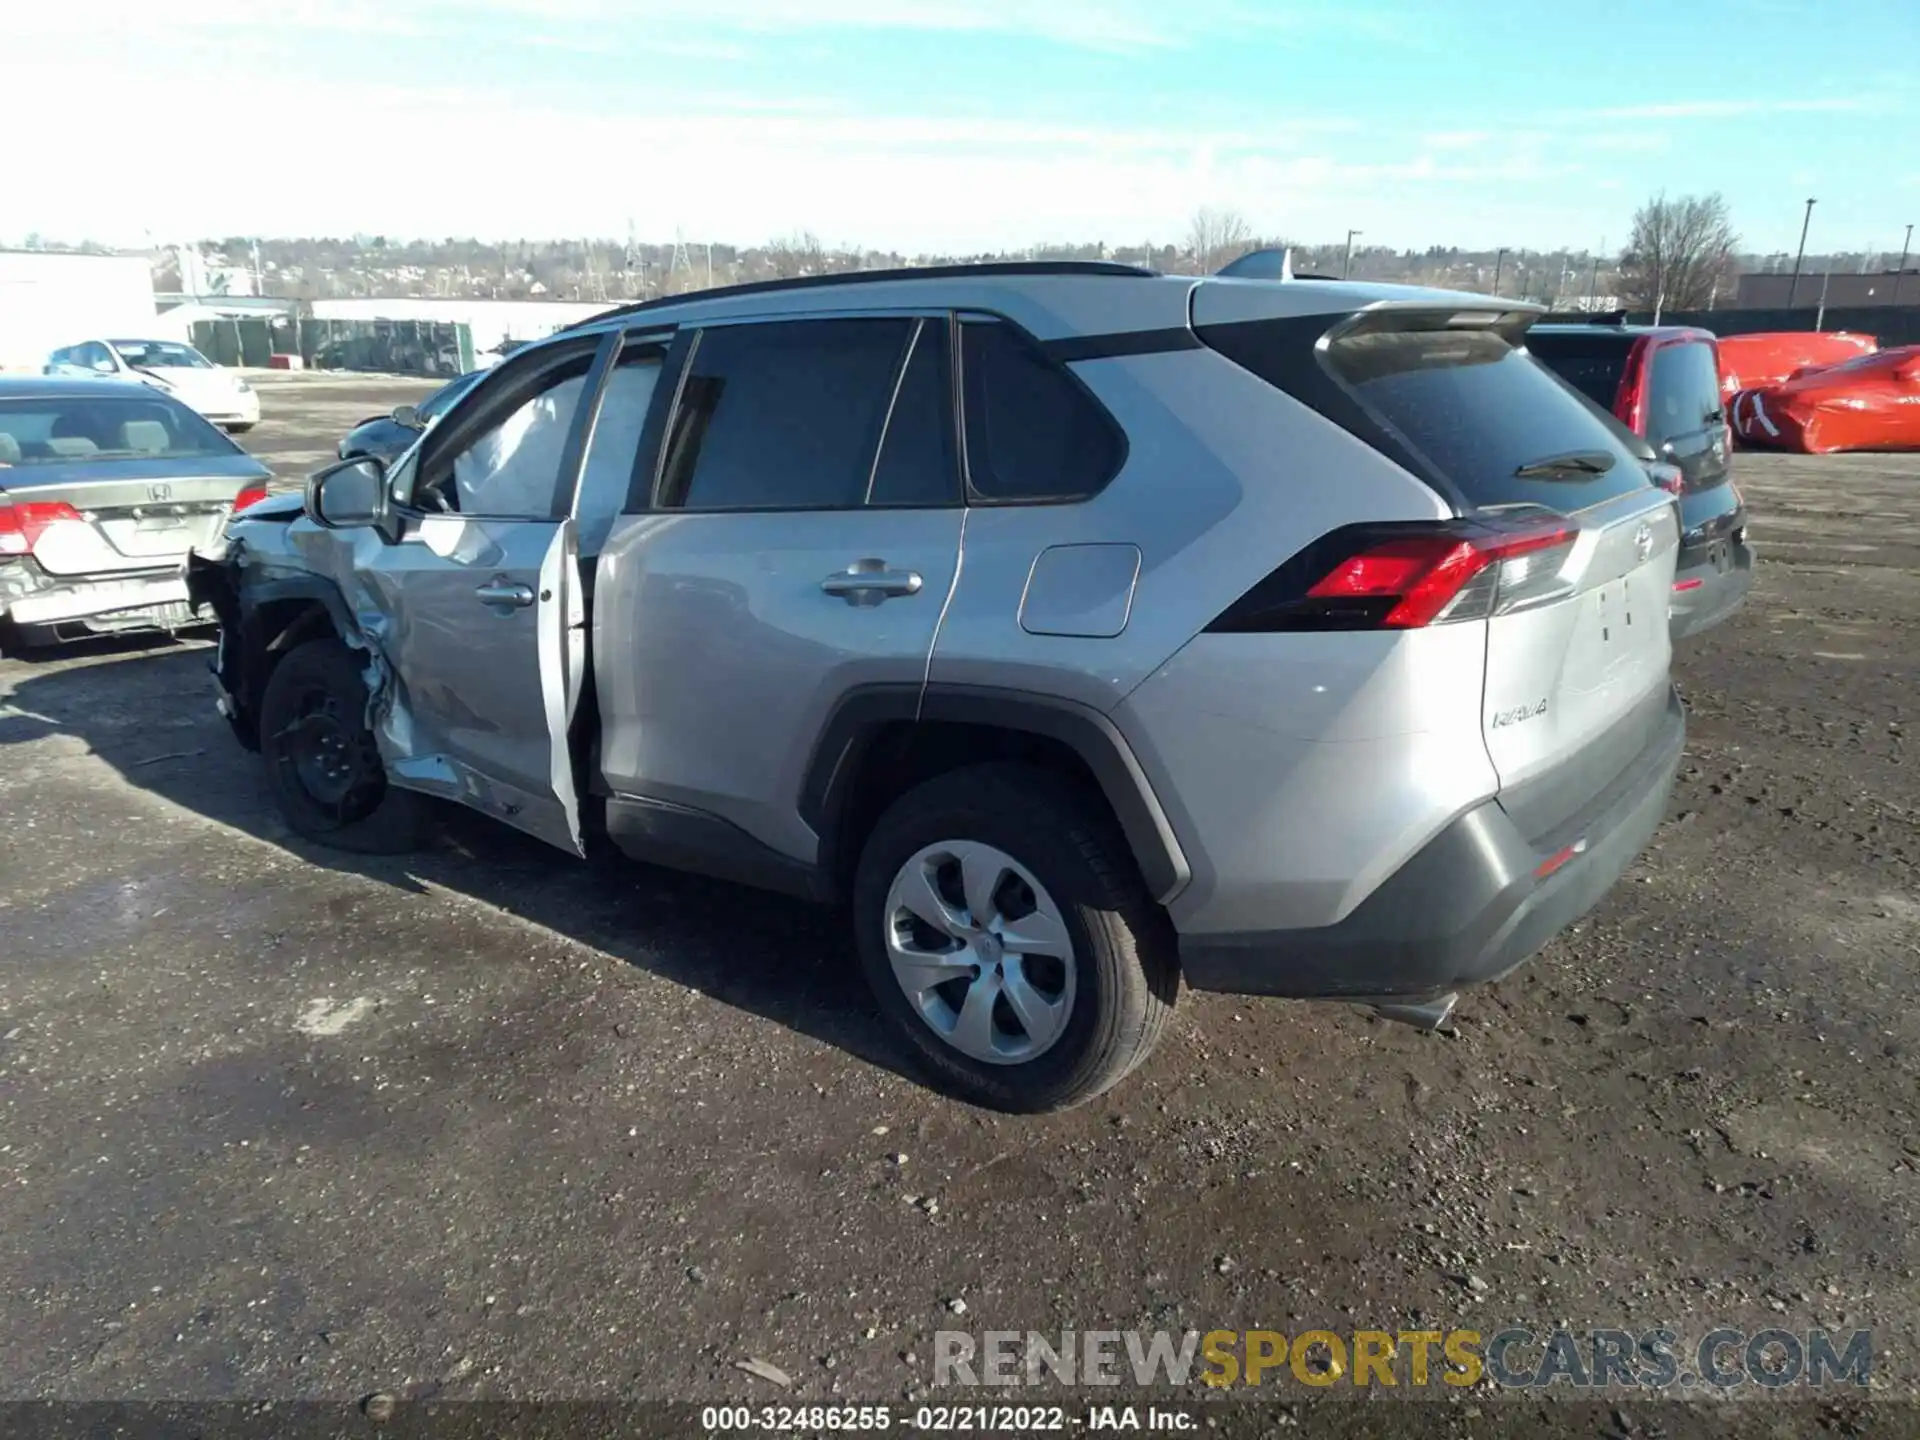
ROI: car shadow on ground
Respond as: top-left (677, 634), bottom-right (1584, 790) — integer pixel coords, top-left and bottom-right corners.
top-left (0, 641), bottom-right (914, 1082)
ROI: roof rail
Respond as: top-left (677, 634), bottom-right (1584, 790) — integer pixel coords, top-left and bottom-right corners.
top-left (560, 260), bottom-right (1157, 333)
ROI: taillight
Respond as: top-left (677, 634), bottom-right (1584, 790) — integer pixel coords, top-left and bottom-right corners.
top-left (1614, 337), bottom-right (1653, 435)
top-left (1207, 516), bottom-right (1579, 633)
top-left (0, 500), bottom-right (82, 556)
top-left (1648, 461), bottom-right (1685, 496)
top-left (233, 486), bottom-right (269, 513)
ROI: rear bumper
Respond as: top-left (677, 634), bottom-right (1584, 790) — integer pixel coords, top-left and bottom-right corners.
top-left (1180, 687), bottom-right (1685, 1001)
top-left (1670, 529), bottom-right (1753, 642)
top-left (1, 566), bottom-right (193, 628)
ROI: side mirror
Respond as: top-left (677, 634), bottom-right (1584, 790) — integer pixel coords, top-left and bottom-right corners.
top-left (391, 403), bottom-right (425, 430)
top-left (305, 456), bottom-right (387, 530)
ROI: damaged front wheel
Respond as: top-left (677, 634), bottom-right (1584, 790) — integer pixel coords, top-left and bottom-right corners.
top-left (259, 638), bottom-right (428, 854)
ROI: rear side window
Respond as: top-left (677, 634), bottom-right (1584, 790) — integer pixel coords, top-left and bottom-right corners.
top-left (867, 318), bottom-right (960, 507)
top-left (1646, 340), bottom-right (1723, 445)
top-left (658, 318), bottom-right (914, 511)
top-left (959, 317), bottom-right (1122, 502)
top-left (1523, 332), bottom-right (1631, 411)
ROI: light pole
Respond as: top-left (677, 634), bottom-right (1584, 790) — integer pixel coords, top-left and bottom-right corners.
top-left (1343, 229), bottom-right (1362, 279)
top-left (1787, 197), bottom-right (1816, 307)
top-left (1895, 223), bottom-right (1914, 308)
top-left (1816, 259), bottom-right (1833, 330)
top-left (1492, 247), bottom-right (1507, 297)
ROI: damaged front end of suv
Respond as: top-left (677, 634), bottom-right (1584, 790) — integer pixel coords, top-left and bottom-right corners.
top-left (184, 490), bottom-right (361, 754)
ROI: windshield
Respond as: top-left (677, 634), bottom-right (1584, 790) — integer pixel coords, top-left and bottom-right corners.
top-left (0, 395), bottom-right (241, 465)
top-left (110, 340), bottom-right (213, 370)
top-left (420, 369), bottom-right (485, 422)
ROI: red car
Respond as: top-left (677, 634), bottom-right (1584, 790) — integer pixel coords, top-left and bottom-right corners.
top-left (1730, 346), bottom-right (1920, 454)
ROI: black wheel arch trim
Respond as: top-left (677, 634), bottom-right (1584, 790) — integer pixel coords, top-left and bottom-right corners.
top-left (196, 568), bottom-right (361, 749)
top-left (801, 682), bottom-right (1192, 904)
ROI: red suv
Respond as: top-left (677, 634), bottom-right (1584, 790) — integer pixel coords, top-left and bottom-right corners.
top-left (1526, 320), bottom-right (1752, 641)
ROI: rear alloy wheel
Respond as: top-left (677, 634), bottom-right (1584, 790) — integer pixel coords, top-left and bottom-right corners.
top-left (258, 638), bottom-right (427, 853)
top-left (883, 840), bottom-right (1078, 1065)
top-left (854, 763), bottom-right (1178, 1112)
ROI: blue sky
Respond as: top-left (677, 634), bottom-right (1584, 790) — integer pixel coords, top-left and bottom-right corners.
top-left (15, 0), bottom-right (1918, 255)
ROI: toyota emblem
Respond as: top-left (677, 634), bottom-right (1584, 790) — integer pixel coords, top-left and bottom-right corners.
top-left (1633, 523), bottom-right (1654, 562)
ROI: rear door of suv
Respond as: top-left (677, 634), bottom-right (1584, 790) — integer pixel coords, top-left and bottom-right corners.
top-left (590, 313), bottom-right (965, 874)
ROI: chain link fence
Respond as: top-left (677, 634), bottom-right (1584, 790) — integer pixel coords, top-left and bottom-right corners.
top-left (189, 318), bottom-right (475, 376)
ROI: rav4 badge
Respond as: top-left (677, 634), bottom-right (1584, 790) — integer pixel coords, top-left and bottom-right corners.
top-left (1491, 698), bottom-right (1550, 728)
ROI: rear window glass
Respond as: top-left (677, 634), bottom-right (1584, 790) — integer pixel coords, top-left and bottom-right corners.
top-left (1646, 341), bottom-right (1723, 445)
top-left (1321, 319), bottom-right (1649, 511)
top-left (1523, 332), bottom-right (1631, 411)
top-left (0, 395), bottom-right (239, 466)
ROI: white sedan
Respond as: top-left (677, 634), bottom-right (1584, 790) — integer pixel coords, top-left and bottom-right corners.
top-left (45, 338), bottom-right (260, 432)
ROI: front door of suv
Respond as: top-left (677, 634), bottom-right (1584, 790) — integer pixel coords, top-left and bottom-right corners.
top-left (340, 333), bottom-right (617, 855)
top-left (591, 314), bottom-right (965, 871)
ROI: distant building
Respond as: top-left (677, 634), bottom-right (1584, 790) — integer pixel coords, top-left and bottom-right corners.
top-left (1733, 269), bottom-right (1919, 309)
top-left (0, 250), bottom-right (158, 371)
top-left (303, 296), bottom-right (616, 355)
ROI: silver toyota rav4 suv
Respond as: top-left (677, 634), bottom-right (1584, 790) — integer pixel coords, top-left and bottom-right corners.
top-left (188, 261), bottom-right (1686, 1112)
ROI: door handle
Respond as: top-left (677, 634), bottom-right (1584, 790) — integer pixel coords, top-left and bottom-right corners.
top-left (821, 559), bottom-right (923, 605)
top-left (475, 579), bottom-right (536, 608)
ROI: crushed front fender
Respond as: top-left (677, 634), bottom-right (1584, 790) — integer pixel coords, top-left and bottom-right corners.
top-left (184, 545), bottom-right (259, 750)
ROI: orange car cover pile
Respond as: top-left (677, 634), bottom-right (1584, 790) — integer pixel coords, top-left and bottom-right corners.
top-left (1715, 331), bottom-right (1878, 403)
top-left (1730, 346), bottom-right (1920, 454)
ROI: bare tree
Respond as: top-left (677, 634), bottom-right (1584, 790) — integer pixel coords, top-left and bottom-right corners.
top-left (765, 230), bottom-right (827, 279)
top-left (1618, 193), bottom-right (1739, 312)
top-left (1185, 207), bottom-right (1254, 275)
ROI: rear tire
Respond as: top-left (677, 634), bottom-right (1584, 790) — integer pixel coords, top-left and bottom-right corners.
top-left (852, 763), bottom-right (1178, 1112)
top-left (258, 638), bottom-right (427, 853)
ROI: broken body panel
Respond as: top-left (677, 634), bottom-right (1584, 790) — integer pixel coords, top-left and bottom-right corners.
top-left (187, 502), bottom-right (587, 855)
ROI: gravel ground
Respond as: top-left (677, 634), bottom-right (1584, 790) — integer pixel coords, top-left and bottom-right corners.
top-left (0, 379), bottom-right (1914, 1433)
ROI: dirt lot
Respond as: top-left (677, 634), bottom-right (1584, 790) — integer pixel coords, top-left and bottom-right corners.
top-left (1, 375), bottom-right (1915, 1431)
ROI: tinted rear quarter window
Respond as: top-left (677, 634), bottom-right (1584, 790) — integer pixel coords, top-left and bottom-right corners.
top-left (959, 317), bottom-right (1122, 502)
top-left (659, 318), bottom-right (913, 511)
top-left (1321, 317), bottom-right (1649, 512)
top-left (1646, 340), bottom-right (1723, 445)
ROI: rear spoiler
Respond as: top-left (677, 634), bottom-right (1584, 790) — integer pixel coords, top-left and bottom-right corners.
top-left (1544, 309), bottom-right (1628, 325)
